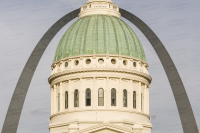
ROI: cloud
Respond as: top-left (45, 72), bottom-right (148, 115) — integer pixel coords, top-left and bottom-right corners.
top-left (151, 113), bottom-right (157, 120)
top-left (30, 109), bottom-right (50, 115)
top-left (57, 0), bottom-right (83, 4)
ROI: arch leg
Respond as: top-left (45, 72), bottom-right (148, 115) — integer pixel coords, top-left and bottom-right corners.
top-left (120, 8), bottom-right (199, 133)
top-left (1, 9), bottom-right (80, 133)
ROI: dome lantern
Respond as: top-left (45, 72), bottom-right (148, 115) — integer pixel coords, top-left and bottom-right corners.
top-left (79, 0), bottom-right (121, 18)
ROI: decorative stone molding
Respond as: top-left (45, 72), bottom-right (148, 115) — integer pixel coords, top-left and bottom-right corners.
top-left (48, 68), bottom-right (152, 85)
top-left (79, 0), bottom-right (121, 18)
top-left (73, 123), bottom-right (141, 133)
top-left (49, 109), bottom-right (151, 120)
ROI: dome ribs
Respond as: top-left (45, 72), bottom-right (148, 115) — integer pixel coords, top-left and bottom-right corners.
top-left (104, 15), bottom-right (111, 54)
top-left (123, 22), bottom-right (140, 60)
top-left (73, 16), bottom-right (88, 56)
top-left (85, 15), bottom-right (95, 54)
top-left (72, 18), bottom-right (87, 56)
top-left (114, 17), bottom-right (130, 56)
top-left (108, 15), bottom-right (119, 55)
top-left (117, 18), bottom-right (132, 57)
top-left (53, 15), bottom-right (147, 62)
top-left (62, 21), bottom-right (77, 59)
top-left (97, 15), bottom-right (105, 54)
top-left (68, 18), bottom-right (84, 57)
top-left (80, 16), bottom-right (91, 55)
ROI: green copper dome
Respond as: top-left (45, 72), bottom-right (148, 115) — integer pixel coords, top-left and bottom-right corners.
top-left (53, 15), bottom-right (146, 62)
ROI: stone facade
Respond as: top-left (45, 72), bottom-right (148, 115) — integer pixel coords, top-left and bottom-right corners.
top-left (48, 0), bottom-right (152, 132)
top-left (79, 0), bottom-right (121, 18)
top-left (48, 55), bottom-right (152, 133)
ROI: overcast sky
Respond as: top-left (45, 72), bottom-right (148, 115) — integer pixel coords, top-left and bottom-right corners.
top-left (0, 0), bottom-right (200, 133)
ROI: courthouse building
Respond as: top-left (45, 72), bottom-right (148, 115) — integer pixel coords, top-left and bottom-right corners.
top-left (48, 0), bottom-right (152, 132)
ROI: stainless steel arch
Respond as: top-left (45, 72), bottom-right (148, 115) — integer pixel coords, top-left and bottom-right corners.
top-left (119, 8), bottom-right (199, 133)
top-left (1, 9), bottom-right (80, 133)
top-left (1, 8), bottom-right (198, 133)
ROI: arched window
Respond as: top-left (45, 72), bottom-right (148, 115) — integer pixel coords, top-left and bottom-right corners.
top-left (65, 91), bottom-right (68, 109)
top-left (74, 90), bottom-right (79, 107)
top-left (123, 89), bottom-right (127, 107)
top-left (58, 93), bottom-right (60, 111)
top-left (65, 62), bottom-right (68, 67)
top-left (133, 91), bottom-right (136, 108)
top-left (98, 88), bottom-right (104, 106)
top-left (133, 62), bottom-right (136, 67)
top-left (111, 88), bottom-right (116, 106)
top-left (86, 88), bottom-right (91, 106)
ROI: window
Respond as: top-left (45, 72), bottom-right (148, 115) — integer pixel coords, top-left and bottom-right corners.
top-left (75, 60), bottom-right (79, 66)
top-left (123, 60), bottom-right (127, 66)
top-left (86, 88), bottom-right (91, 106)
top-left (58, 93), bottom-right (60, 111)
top-left (98, 88), bottom-right (104, 106)
top-left (111, 59), bottom-right (116, 64)
top-left (89, 4), bottom-right (91, 8)
top-left (65, 62), bottom-right (68, 67)
top-left (98, 58), bottom-right (104, 64)
top-left (74, 90), bottom-right (79, 107)
top-left (86, 59), bottom-right (91, 64)
top-left (123, 89), bottom-right (127, 107)
top-left (65, 91), bottom-right (68, 109)
top-left (133, 91), bottom-right (136, 108)
top-left (111, 88), bottom-right (116, 106)
top-left (133, 62), bottom-right (136, 67)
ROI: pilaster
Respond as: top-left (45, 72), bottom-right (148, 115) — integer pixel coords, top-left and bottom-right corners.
top-left (53, 84), bottom-right (57, 113)
top-left (68, 80), bottom-right (72, 110)
top-left (137, 82), bottom-right (141, 112)
top-left (93, 77), bottom-right (96, 109)
top-left (60, 82), bottom-right (63, 112)
top-left (129, 80), bottom-right (132, 110)
top-left (51, 87), bottom-right (54, 115)
top-left (147, 86), bottom-right (150, 115)
top-left (80, 78), bottom-right (83, 109)
top-left (106, 77), bottom-right (109, 108)
top-left (119, 78), bottom-right (122, 109)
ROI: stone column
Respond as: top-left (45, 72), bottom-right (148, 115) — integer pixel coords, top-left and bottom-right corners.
top-left (80, 78), bottom-right (83, 109)
top-left (143, 84), bottom-right (147, 113)
top-left (83, 79), bottom-right (86, 109)
top-left (93, 78), bottom-right (96, 108)
top-left (51, 87), bottom-right (54, 115)
top-left (60, 82), bottom-right (63, 112)
top-left (146, 86), bottom-right (150, 115)
top-left (119, 78), bottom-right (122, 109)
top-left (68, 80), bottom-right (72, 110)
top-left (54, 84), bottom-right (57, 113)
top-left (129, 80), bottom-right (133, 110)
top-left (106, 77), bottom-right (109, 108)
top-left (137, 82), bottom-right (141, 112)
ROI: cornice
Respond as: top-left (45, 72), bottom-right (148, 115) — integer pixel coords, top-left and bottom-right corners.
top-left (48, 68), bottom-right (152, 85)
top-left (49, 109), bottom-right (151, 120)
top-left (51, 54), bottom-right (149, 68)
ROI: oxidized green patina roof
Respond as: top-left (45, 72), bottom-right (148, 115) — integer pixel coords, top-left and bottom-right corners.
top-left (53, 15), bottom-right (146, 62)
